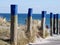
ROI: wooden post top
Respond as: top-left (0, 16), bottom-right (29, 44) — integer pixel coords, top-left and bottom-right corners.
top-left (50, 12), bottom-right (53, 18)
top-left (28, 8), bottom-right (33, 17)
top-left (55, 14), bottom-right (59, 18)
top-left (11, 5), bottom-right (18, 15)
top-left (41, 11), bottom-right (47, 18)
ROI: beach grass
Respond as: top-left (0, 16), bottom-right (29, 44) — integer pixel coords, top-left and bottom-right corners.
top-left (0, 19), bottom-right (50, 45)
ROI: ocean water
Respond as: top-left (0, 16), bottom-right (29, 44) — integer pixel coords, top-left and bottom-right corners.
top-left (0, 13), bottom-right (51, 28)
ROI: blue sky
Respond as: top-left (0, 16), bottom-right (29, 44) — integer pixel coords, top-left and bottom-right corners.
top-left (0, 0), bottom-right (60, 14)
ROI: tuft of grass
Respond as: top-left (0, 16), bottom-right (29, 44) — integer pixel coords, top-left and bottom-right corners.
top-left (38, 30), bottom-right (50, 38)
top-left (17, 25), bottom-right (38, 45)
top-left (0, 40), bottom-right (10, 45)
top-left (0, 29), bottom-right (10, 37)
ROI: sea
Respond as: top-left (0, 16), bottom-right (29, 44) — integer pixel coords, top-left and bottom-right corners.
top-left (0, 13), bottom-right (60, 28)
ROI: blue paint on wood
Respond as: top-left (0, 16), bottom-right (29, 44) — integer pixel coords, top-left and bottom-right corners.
top-left (50, 13), bottom-right (53, 18)
top-left (55, 14), bottom-right (59, 18)
top-left (11, 5), bottom-right (18, 15)
top-left (42, 11), bottom-right (46, 18)
top-left (28, 8), bottom-right (32, 17)
top-left (54, 14), bottom-right (56, 18)
top-left (54, 14), bottom-right (58, 18)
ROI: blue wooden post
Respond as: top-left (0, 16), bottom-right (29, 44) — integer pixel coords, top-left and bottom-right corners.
top-left (10, 5), bottom-right (18, 45)
top-left (26, 8), bottom-right (32, 36)
top-left (50, 13), bottom-right (53, 36)
top-left (41, 11), bottom-right (46, 38)
top-left (53, 14), bottom-right (56, 34)
top-left (55, 14), bottom-right (59, 35)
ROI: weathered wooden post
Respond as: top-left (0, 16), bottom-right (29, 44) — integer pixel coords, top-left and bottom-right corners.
top-left (53, 14), bottom-right (56, 34)
top-left (55, 14), bottom-right (59, 35)
top-left (41, 11), bottom-right (46, 38)
top-left (50, 13), bottom-right (53, 36)
top-left (26, 8), bottom-right (32, 37)
top-left (10, 5), bottom-right (18, 45)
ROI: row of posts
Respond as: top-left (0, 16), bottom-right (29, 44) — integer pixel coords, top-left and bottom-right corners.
top-left (50, 13), bottom-right (59, 36)
top-left (10, 5), bottom-right (59, 45)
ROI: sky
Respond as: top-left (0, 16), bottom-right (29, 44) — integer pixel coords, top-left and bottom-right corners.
top-left (0, 0), bottom-right (60, 14)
